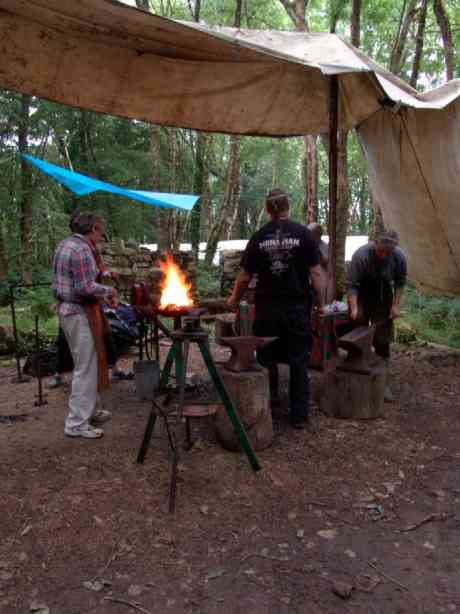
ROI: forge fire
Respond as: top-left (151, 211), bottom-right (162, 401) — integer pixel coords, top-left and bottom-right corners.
top-left (158, 253), bottom-right (193, 311)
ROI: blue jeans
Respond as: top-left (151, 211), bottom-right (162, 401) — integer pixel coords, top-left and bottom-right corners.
top-left (253, 305), bottom-right (313, 424)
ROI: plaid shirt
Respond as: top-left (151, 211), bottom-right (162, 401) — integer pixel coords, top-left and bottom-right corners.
top-left (52, 234), bottom-right (115, 316)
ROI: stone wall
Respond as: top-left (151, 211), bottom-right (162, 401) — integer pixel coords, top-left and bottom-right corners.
top-left (100, 240), bottom-right (197, 306)
top-left (219, 249), bottom-right (255, 302)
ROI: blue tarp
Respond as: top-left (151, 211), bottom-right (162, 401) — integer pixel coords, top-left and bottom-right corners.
top-left (23, 154), bottom-right (199, 212)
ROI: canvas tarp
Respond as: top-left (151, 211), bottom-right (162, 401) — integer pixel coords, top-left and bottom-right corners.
top-left (0, 0), bottom-right (459, 294)
top-left (358, 102), bottom-right (460, 296)
top-left (23, 155), bottom-right (199, 211)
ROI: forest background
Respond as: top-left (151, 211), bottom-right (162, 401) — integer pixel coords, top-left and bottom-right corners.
top-left (0, 0), bottom-right (460, 347)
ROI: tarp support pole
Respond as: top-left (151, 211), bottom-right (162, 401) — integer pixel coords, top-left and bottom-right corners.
top-left (327, 75), bottom-right (339, 301)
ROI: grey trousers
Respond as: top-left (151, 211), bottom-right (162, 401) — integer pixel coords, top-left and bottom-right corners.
top-left (59, 313), bottom-right (98, 429)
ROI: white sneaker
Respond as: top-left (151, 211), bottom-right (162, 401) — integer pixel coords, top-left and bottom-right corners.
top-left (90, 410), bottom-right (112, 425)
top-left (64, 425), bottom-right (104, 439)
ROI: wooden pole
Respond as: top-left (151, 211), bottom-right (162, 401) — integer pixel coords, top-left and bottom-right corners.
top-left (327, 75), bottom-right (339, 302)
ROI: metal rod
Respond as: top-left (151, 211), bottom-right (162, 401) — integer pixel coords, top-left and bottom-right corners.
top-left (136, 403), bottom-right (158, 464)
top-left (34, 315), bottom-right (47, 406)
top-left (159, 342), bottom-right (177, 390)
top-left (138, 317), bottom-right (145, 361)
top-left (154, 318), bottom-right (160, 361)
top-left (9, 285), bottom-right (29, 383)
top-left (198, 339), bottom-right (261, 472)
top-left (161, 405), bottom-right (179, 514)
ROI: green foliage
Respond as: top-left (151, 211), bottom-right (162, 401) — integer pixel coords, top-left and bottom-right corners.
top-left (1, 0), bottom-right (459, 311)
top-left (401, 286), bottom-right (460, 348)
top-left (23, 287), bottom-right (55, 322)
top-left (196, 262), bottom-right (221, 299)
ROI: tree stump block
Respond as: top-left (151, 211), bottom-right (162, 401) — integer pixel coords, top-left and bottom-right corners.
top-left (320, 366), bottom-right (386, 419)
top-left (214, 369), bottom-right (273, 451)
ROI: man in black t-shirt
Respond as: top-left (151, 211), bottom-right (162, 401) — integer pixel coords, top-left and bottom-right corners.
top-left (228, 188), bottom-right (325, 429)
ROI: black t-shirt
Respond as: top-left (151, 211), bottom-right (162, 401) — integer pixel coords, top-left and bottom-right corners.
top-left (241, 219), bottom-right (320, 311)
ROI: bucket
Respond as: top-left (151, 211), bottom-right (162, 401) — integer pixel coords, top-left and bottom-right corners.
top-left (133, 360), bottom-right (160, 401)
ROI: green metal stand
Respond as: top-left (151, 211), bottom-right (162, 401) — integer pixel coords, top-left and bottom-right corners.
top-left (136, 328), bottom-right (261, 473)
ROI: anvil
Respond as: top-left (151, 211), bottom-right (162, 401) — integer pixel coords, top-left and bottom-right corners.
top-left (219, 336), bottom-right (276, 372)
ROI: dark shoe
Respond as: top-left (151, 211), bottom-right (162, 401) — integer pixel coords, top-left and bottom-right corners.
top-left (291, 419), bottom-right (308, 430)
top-left (112, 371), bottom-right (134, 381)
top-left (90, 410), bottom-right (112, 425)
top-left (290, 415), bottom-right (318, 433)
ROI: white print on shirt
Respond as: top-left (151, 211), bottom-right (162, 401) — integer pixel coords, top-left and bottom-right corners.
top-left (258, 231), bottom-right (300, 276)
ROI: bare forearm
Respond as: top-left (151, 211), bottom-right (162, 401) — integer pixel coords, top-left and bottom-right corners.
top-left (310, 265), bottom-right (325, 307)
top-left (228, 270), bottom-right (251, 306)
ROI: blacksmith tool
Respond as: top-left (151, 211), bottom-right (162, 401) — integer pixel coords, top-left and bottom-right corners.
top-left (136, 310), bottom-right (261, 513)
top-left (219, 336), bottom-right (276, 372)
top-left (337, 317), bottom-right (391, 374)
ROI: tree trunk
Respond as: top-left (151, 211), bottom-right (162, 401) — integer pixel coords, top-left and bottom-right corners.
top-left (205, 135), bottom-right (241, 266)
top-left (351, 0), bottom-right (361, 47)
top-left (390, 0), bottom-right (419, 75)
top-left (329, 0), bottom-right (347, 33)
top-left (166, 128), bottom-right (181, 250)
top-left (302, 135), bottom-right (318, 223)
top-left (358, 173), bottom-right (369, 234)
top-left (204, 0), bottom-right (242, 265)
top-left (433, 0), bottom-right (455, 81)
top-left (0, 228), bottom-right (7, 280)
top-left (18, 94), bottom-right (34, 283)
top-left (190, 132), bottom-right (208, 257)
top-left (278, 0), bottom-right (309, 31)
top-left (148, 125), bottom-right (169, 250)
top-left (280, 1), bottom-right (318, 228)
top-left (410, 0), bottom-right (428, 88)
top-left (336, 130), bottom-right (350, 298)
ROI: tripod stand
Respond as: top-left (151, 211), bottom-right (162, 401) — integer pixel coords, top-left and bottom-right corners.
top-left (136, 315), bottom-right (261, 511)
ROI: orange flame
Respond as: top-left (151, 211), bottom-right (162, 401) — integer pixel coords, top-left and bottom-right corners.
top-left (158, 253), bottom-right (193, 309)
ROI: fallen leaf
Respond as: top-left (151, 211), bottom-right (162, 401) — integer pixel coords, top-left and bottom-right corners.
top-left (21, 525), bottom-right (33, 536)
top-left (280, 596), bottom-right (291, 605)
top-left (30, 601), bottom-right (50, 614)
top-left (206, 569), bottom-right (225, 582)
top-left (317, 529), bottom-right (337, 540)
top-left (332, 580), bottom-right (354, 599)
top-left (128, 584), bottom-right (143, 597)
top-left (0, 571), bottom-right (13, 581)
top-left (83, 580), bottom-right (104, 592)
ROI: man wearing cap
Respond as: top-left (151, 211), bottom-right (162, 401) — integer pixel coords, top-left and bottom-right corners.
top-left (228, 188), bottom-right (325, 430)
top-left (52, 212), bottom-right (118, 439)
top-left (346, 230), bottom-right (407, 399)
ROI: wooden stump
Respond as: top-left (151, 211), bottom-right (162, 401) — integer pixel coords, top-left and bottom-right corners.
top-left (320, 366), bottom-right (386, 419)
top-left (214, 369), bottom-right (273, 451)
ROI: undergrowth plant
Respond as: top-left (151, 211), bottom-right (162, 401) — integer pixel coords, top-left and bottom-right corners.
top-left (401, 286), bottom-right (460, 348)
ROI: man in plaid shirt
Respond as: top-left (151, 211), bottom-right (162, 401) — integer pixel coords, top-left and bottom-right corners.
top-left (53, 212), bottom-right (117, 439)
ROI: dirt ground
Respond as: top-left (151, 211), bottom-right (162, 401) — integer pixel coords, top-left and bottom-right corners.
top-left (1, 339), bottom-right (460, 614)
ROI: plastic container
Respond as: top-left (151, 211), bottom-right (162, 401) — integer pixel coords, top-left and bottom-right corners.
top-left (133, 360), bottom-right (160, 401)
